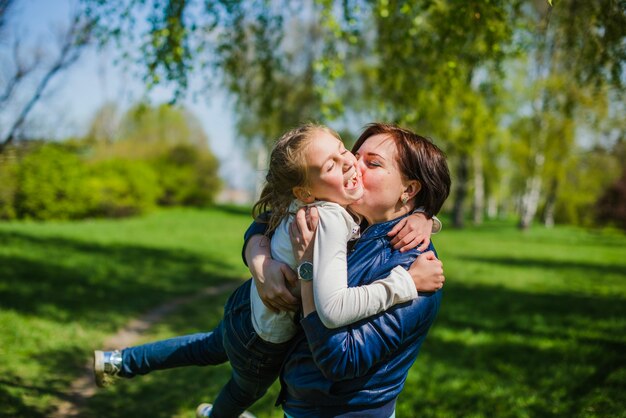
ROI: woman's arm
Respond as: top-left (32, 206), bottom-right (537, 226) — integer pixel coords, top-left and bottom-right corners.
top-left (295, 205), bottom-right (418, 329)
top-left (301, 252), bottom-right (443, 381)
top-left (387, 211), bottom-right (442, 252)
top-left (243, 220), bottom-right (299, 312)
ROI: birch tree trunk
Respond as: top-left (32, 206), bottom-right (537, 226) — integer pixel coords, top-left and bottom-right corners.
top-left (518, 153), bottom-right (544, 230)
top-left (254, 145), bottom-right (268, 201)
top-left (543, 177), bottom-right (558, 227)
top-left (452, 152), bottom-right (469, 228)
top-left (472, 150), bottom-right (485, 225)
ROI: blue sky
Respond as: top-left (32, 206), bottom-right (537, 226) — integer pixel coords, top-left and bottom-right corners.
top-left (4, 0), bottom-right (254, 191)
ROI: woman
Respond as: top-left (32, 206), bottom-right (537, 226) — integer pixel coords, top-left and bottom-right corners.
top-left (244, 122), bottom-right (451, 417)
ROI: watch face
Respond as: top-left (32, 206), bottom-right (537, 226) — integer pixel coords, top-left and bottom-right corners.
top-left (298, 262), bottom-right (314, 281)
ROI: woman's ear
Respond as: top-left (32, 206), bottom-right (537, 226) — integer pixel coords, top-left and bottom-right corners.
top-left (293, 186), bottom-right (315, 203)
top-left (403, 180), bottom-right (421, 200)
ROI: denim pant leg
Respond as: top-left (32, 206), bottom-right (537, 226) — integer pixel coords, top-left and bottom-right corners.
top-left (120, 321), bottom-right (228, 378)
top-left (210, 280), bottom-right (293, 418)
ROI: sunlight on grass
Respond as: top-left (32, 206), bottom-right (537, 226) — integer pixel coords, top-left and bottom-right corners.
top-left (0, 209), bottom-right (624, 417)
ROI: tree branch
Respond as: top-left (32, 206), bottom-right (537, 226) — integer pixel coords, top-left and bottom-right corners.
top-left (0, 12), bottom-right (94, 152)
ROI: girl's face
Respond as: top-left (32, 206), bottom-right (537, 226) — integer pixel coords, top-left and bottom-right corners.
top-left (300, 130), bottom-right (363, 206)
top-left (349, 133), bottom-right (409, 224)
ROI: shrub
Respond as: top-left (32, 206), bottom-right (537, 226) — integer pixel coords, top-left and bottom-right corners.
top-left (152, 144), bottom-right (221, 207)
top-left (87, 159), bottom-right (161, 217)
top-left (0, 148), bottom-right (18, 220)
top-left (596, 169), bottom-right (626, 230)
top-left (15, 143), bottom-right (91, 220)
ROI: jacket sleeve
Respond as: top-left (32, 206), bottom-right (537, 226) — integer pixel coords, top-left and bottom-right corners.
top-left (300, 250), bottom-right (441, 381)
top-left (241, 213), bottom-right (270, 266)
top-left (313, 207), bottom-right (417, 328)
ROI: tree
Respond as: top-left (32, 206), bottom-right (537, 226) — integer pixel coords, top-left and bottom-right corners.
top-left (513, 0), bottom-right (625, 230)
top-left (86, 102), bottom-right (222, 206)
top-left (0, 7), bottom-right (95, 152)
top-left (80, 0), bottom-right (625, 227)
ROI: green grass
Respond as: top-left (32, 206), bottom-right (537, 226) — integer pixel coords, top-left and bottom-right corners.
top-left (0, 210), bottom-right (624, 417)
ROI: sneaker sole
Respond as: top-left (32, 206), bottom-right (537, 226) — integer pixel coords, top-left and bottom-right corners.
top-left (196, 403), bottom-right (213, 417)
top-left (93, 350), bottom-right (106, 388)
top-left (195, 403), bottom-right (256, 418)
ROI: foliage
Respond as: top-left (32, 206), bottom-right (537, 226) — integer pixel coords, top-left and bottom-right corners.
top-left (87, 102), bottom-right (223, 209)
top-left (86, 158), bottom-right (161, 217)
top-left (78, 0), bottom-right (626, 230)
top-left (0, 3), bottom-right (95, 151)
top-left (596, 168), bottom-right (626, 230)
top-left (0, 210), bottom-right (624, 417)
top-left (0, 146), bottom-right (18, 219)
top-left (14, 143), bottom-right (92, 220)
top-left (554, 146), bottom-right (622, 226)
top-left (0, 101), bottom-right (225, 220)
top-left (151, 143), bottom-right (221, 207)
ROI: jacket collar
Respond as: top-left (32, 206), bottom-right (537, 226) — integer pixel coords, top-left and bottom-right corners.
top-left (359, 213), bottom-right (411, 241)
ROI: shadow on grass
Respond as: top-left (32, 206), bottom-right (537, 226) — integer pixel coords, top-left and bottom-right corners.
top-left (457, 254), bottom-right (626, 277)
top-left (82, 290), bottom-right (282, 418)
top-left (80, 279), bottom-right (626, 417)
top-left (406, 280), bottom-right (626, 417)
top-left (0, 231), bottom-right (245, 328)
top-left (0, 229), bottom-right (252, 417)
top-left (213, 203), bottom-right (253, 217)
top-left (2, 227), bottom-right (624, 417)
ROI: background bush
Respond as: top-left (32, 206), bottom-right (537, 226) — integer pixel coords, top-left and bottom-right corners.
top-left (86, 158), bottom-right (161, 217)
top-left (0, 130), bottom-right (222, 221)
top-left (14, 143), bottom-right (92, 220)
top-left (0, 148), bottom-right (18, 220)
top-left (152, 144), bottom-right (221, 207)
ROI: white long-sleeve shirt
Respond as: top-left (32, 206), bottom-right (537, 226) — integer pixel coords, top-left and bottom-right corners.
top-left (250, 200), bottom-right (417, 343)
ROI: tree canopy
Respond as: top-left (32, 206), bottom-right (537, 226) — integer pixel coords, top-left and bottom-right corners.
top-left (78, 0), bottom-right (626, 229)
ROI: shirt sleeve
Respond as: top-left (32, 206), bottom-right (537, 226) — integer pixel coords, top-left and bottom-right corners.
top-left (313, 206), bottom-right (417, 329)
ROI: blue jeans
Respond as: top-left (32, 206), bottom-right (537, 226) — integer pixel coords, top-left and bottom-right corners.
top-left (120, 280), bottom-right (293, 418)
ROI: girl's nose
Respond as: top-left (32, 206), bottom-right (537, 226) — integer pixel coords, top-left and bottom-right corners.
top-left (356, 156), bottom-right (366, 174)
top-left (342, 152), bottom-right (357, 171)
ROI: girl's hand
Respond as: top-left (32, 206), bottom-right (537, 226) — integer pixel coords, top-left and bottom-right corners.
top-left (409, 251), bottom-right (445, 292)
top-left (289, 206), bottom-right (319, 264)
top-left (388, 212), bottom-right (433, 252)
top-left (247, 235), bottom-right (299, 313)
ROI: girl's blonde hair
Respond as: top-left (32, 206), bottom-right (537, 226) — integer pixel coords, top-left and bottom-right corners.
top-left (252, 123), bottom-right (341, 234)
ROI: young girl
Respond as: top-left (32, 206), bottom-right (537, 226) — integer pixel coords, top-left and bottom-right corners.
top-left (94, 124), bottom-right (440, 418)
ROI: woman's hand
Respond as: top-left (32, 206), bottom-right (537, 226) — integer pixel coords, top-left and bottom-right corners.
top-left (388, 212), bottom-right (433, 252)
top-left (246, 235), bottom-right (300, 313)
top-left (409, 251), bottom-right (445, 292)
top-left (289, 206), bottom-right (319, 264)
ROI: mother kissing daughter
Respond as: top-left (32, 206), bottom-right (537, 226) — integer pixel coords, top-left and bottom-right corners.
top-left (94, 123), bottom-right (448, 418)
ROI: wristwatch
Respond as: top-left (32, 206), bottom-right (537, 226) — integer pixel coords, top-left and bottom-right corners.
top-left (297, 261), bottom-right (314, 281)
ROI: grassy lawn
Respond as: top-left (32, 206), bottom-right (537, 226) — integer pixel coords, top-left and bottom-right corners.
top-left (0, 209), bottom-right (624, 417)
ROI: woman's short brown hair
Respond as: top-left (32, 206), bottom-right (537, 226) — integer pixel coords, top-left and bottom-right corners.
top-left (352, 123), bottom-right (451, 218)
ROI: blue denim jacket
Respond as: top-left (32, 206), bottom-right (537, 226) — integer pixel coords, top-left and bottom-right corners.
top-left (243, 214), bottom-right (442, 417)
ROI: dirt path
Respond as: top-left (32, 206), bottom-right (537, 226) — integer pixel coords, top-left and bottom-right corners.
top-left (51, 282), bottom-right (239, 418)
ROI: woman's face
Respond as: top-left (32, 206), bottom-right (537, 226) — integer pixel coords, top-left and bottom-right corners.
top-left (349, 133), bottom-right (409, 224)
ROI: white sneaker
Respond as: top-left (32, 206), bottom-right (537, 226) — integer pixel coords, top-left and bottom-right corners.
top-left (93, 350), bottom-right (122, 388)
